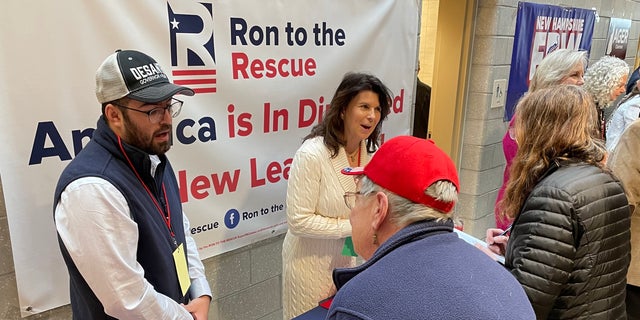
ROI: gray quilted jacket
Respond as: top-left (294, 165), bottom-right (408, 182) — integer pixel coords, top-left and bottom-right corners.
top-left (505, 161), bottom-right (631, 319)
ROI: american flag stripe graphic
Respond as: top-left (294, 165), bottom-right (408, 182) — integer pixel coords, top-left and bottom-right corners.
top-left (172, 69), bottom-right (217, 94)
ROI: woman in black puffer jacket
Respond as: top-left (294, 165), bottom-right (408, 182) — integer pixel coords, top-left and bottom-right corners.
top-left (487, 85), bottom-right (631, 319)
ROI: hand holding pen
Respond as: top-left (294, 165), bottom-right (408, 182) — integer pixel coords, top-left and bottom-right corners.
top-left (498, 225), bottom-right (512, 236)
top-left (485, 225), bottom-right (511, 256)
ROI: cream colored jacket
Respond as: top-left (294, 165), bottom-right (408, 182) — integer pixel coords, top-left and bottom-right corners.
top-left (608, 119), bottom-right (640, 286)
top-left (281, 136), bottom-right (370, 319)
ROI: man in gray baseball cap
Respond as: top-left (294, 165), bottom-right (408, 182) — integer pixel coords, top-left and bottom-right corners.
top-left (54, 49), bottom-right (211, 319)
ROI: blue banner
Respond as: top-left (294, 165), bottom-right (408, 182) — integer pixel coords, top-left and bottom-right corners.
top-left (504, 2), bottom-right (596, 121)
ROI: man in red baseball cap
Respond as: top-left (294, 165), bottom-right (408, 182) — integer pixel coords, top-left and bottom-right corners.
top-left (326, 135), bottom-right (534, 319)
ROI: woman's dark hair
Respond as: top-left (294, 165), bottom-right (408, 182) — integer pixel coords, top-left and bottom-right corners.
top-left (626, 66), bottom-right (640, 95)
top-left (304, 72), bottom-right (393, 157)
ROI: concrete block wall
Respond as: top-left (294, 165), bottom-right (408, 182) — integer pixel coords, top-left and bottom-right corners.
top-left (459, 0), bottom-right (519, 238)
top-left (205, 234), bottom-right (284, 320)
top-left (461, 0), bottom-right (640, 239)
top-left (587, 1), bottom-right (639, 67)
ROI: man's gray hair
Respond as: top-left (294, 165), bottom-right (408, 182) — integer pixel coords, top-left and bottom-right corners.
top-left (359, 176), bottom-right (457, 227)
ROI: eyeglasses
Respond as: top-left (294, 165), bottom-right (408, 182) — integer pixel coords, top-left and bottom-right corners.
top-left (112, 98), bottom-right (183, 123)
top-left (344, 191), bottom-right (367, 209)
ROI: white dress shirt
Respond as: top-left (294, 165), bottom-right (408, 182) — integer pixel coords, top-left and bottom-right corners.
top-left (607, 95), bottom-right (640, 151)
top-left (55, 155), bottom-right (211, 319)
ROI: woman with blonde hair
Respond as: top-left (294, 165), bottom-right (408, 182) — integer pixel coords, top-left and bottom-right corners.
top-left (494, 49), bottom-right (587, 230)
top-left (486, 85), bottom-right (631, 319)
top-left (528, 49), bottom-right (588, 92)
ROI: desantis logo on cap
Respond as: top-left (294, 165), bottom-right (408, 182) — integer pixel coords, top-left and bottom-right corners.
top-left (342, 135), bottom-right (460, 213)
top-left (127, 61), bottom-right (168, 85)
top-left (95, 49), bottom-right (194, 104)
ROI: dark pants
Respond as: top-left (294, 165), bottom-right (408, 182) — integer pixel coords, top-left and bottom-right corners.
top-left (628, 284), bottom-right (640, 320)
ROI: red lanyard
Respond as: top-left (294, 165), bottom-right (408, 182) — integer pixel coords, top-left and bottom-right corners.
top-left (117, 136), bottom-right (175, 237)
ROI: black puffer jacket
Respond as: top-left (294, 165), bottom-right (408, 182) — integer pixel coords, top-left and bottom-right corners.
top-left (505, 161), bottom-right (631, 320)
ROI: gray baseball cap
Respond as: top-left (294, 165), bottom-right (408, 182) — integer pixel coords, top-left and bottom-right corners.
top-left (95, 49), bottom-right (194, 103)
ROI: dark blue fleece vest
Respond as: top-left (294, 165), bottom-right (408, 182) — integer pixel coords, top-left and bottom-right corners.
top-left (53, 116), bottom-right (188, 319)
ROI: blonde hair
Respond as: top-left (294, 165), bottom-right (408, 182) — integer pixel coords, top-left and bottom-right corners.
top-left (499, 85), bottom-right (605, 219)
top-left (529, 49), bottom-right (588, 92)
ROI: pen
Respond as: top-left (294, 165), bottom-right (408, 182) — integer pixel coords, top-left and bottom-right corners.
top-left (498, 225), bottom-right (512, 236)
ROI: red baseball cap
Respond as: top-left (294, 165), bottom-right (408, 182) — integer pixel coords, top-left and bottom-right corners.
top-left (342, 136), bottom-right (459, 213)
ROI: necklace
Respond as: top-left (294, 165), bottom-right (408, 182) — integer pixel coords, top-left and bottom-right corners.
top-left (347, 147), bottom-right (361, 166)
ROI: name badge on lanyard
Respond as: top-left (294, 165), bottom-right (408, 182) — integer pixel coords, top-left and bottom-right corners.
top-left (172, 243), bottom-right (191, 296)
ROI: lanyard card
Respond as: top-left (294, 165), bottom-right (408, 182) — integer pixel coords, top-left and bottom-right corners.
top-left (172, 243), bottom-right (192, 296)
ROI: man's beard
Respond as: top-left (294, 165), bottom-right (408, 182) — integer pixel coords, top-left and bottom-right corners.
top-left (121, 114), bottom-right (172, 155)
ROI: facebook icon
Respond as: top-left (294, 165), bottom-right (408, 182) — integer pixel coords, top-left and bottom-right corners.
top-left (224, 209), bottom-right (240, 229)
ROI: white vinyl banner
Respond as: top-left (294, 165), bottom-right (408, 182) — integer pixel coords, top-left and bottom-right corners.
top-left (0, 0), bottom-right (418, 316)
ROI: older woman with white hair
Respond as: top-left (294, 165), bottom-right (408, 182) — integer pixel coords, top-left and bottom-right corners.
top-left (606, 65), bottom-right (640, 151)
top-left (583, 55), bottom-right (629, 139)
top-left (326, 136), bottom-right (535, 320)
